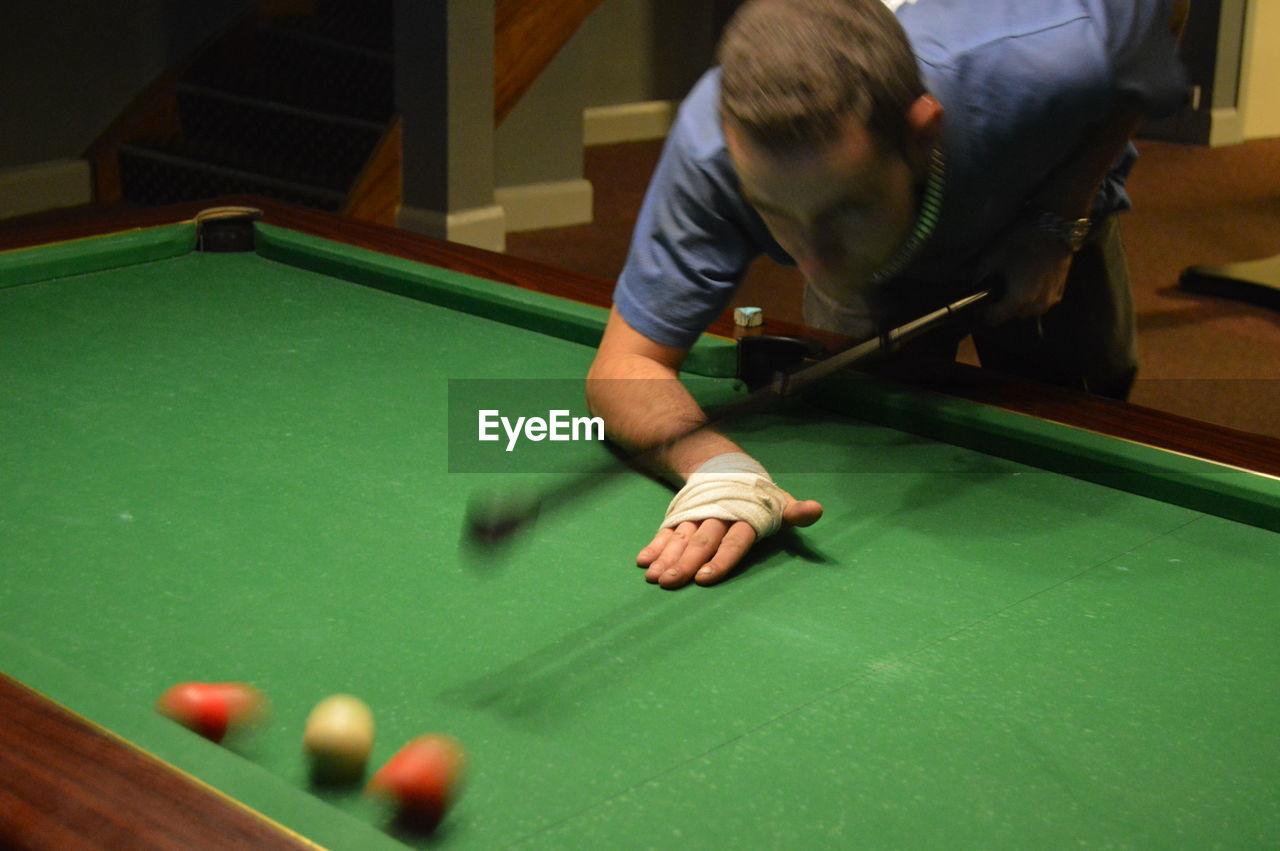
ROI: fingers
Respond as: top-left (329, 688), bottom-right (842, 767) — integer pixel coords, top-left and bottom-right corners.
top-left (636, 527), bottom-right (673, 568)
top-left (977, 228), bottom-right (1073, 327)
top-left (981, 276), bottom-right (1036, 326)
top-left (640, 519), bottom-right (746, 589)
top-left (635, 495), bottom-right (824, 589)
top-left (783, 498), bottom-right (824, 528)
top-left (981, 293), bottom-right (1019, 328)
top-left (998, 289), bottom-right (1063, 325)
top-left (691, 522), bottom-right (757, 587)
top-left (984, 281), bottom-right (1053, 327)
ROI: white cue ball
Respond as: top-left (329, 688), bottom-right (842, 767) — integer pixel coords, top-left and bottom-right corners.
top-left (303, 694), bottom-right (375, 783)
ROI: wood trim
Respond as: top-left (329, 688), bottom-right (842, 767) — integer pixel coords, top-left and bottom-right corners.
top-left (342, 116), bottom-right (402, 227)
top-left (0, 674), bottom-right (313, 850)
top-left (83, 86), bottom-right (183, 206)
top-left (92, 150), bottom-right (123, 207)
top-left (4, 195), bottom-right (1280, 481)
top-left (494, 0), bottom-right (602, 125)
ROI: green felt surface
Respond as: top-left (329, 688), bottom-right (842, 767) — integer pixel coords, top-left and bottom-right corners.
top-left (527, 514), bottom-right (1280, 849)
top-left (2, 229), bottom-right (1278, 848)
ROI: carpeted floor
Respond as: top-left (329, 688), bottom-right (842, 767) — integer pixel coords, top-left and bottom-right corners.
top-left (506, 137), bottom-right (1280, 438)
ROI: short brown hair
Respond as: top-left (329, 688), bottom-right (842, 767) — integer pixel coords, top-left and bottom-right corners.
top-left (717, 0), bottom-right (924, 155)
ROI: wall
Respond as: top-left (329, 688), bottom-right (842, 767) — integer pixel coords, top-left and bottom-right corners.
top-left (0, 1), bottom-right (250, 169)
top-left (0, 0), bottom-right (251, 219)
top-left (490, 15), bottom-right (590, 233)
top-left (492, 0), bottom-right (728, 232)
top-left (495, 31), bottom-right (586, 188)
top-left (579, 0), bottom-right (722, 108)
top-left (1, 2), bottom-right (161, 168)
top-left (1241, 0), bottom-right (1280, 140)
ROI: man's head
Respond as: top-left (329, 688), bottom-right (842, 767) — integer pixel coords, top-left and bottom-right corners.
top-left (718, 0), bottom-right (942, 291)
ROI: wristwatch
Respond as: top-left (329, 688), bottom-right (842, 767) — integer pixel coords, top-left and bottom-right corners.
top-left (1031, 209), bottom-right (1092, 252)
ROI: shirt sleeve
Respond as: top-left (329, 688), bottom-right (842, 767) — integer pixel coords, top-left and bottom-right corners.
top-left (1088, 0), bottom-right (1189, 213)
top-left (1091, 0), bottom-right (1189, 113)
top-left (612, 75), bottom-right (776, 350)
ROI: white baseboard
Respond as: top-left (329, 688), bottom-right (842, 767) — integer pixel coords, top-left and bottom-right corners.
top-left (0, 159), bottom-right (91, 221)
top-left (1209, 107), bottom-right (1246, 147)
top-left (584, 101), bottom-right (676, 146)
top-left (397, 203), bottom-right (507, 252)
top-left (496, 178), bottom-right (593, 233)
top-left (396, 100), bottom-right (674, 243)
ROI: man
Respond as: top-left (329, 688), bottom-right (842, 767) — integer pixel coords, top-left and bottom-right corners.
top-left (586, 0), bottom-right (1190, 589)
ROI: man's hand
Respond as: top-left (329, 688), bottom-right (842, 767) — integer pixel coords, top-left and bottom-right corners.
top-left (587, 309), bottom-right (824, 589)
top-left (979, 223), bottom-right (1075, 328)
top-left (637, 491), bottom-right (823, 589)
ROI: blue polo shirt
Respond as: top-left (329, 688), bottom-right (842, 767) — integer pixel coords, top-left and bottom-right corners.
top-left (614, 0), bottom-right (1188, 349)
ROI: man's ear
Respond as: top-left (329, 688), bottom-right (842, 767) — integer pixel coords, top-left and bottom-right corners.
top-left (904, 94), bottom-right (944, 173)
top-left (907, 93), bottom-right (944, 148)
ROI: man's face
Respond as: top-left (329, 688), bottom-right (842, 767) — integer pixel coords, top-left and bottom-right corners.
top-left (725, 115), bottom-right (917, 296)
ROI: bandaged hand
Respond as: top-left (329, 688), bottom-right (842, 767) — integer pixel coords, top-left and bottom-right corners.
top-left (636, 453), bottom-right (823, 589)
top-left (662, 452), bottom-right (788, 538)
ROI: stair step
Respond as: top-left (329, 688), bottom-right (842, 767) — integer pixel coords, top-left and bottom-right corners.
top-left (177, 83), bottom-right (385, 132)
top-left (259, 20), bottom-right (392, 63)
top-left (183, 23), bottom-right (395, 124)
top-left (173, 85), bottom-right (381, 187)
top-left (127, 129), bottom-right (351, 194)
top-left (270, 0), bottom-right (393, 56)
top-left (118, 144), bottom-right (346, 211)
top-left (114, 0), bottom-right (396, 213)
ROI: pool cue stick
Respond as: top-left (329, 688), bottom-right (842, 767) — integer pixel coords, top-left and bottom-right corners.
top-left (465, 286), bottom-right (996, 545)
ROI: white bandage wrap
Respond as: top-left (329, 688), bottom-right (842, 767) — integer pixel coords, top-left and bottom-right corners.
top-left (662, 453), bottom-right (788, 539)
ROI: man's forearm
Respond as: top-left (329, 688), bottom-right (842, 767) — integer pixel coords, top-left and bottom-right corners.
top-left (1037, 0), bottom-right (1190, 218)
top-left (1029, 95), bottom-right (1147, 223)
top-left (585, 354), bottom-right (744, 483)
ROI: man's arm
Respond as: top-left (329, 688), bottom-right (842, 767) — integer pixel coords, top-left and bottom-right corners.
top-left (983, 0), bottom-right (1190, 323)
top-left (983, 93), bottom-right (1148, 325)
top-left (586, 307), bottom-right (822, 588)
top-left (586, 307), bottom-right (744, 481)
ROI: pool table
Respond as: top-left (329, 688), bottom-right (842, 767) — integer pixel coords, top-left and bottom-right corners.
top-left (2, 199), bottom-right (1278, 849)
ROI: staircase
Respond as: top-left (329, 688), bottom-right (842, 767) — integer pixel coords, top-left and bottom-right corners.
top-left (88, 0), bottom-right (601, 224)
top-left (97, 0), bottom-right (395, 213)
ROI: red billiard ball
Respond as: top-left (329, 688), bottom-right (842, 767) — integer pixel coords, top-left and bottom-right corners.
top-left (367, 734), bottom-right (466, 830)
top-left (155, 682), bottom-right (266, 743)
